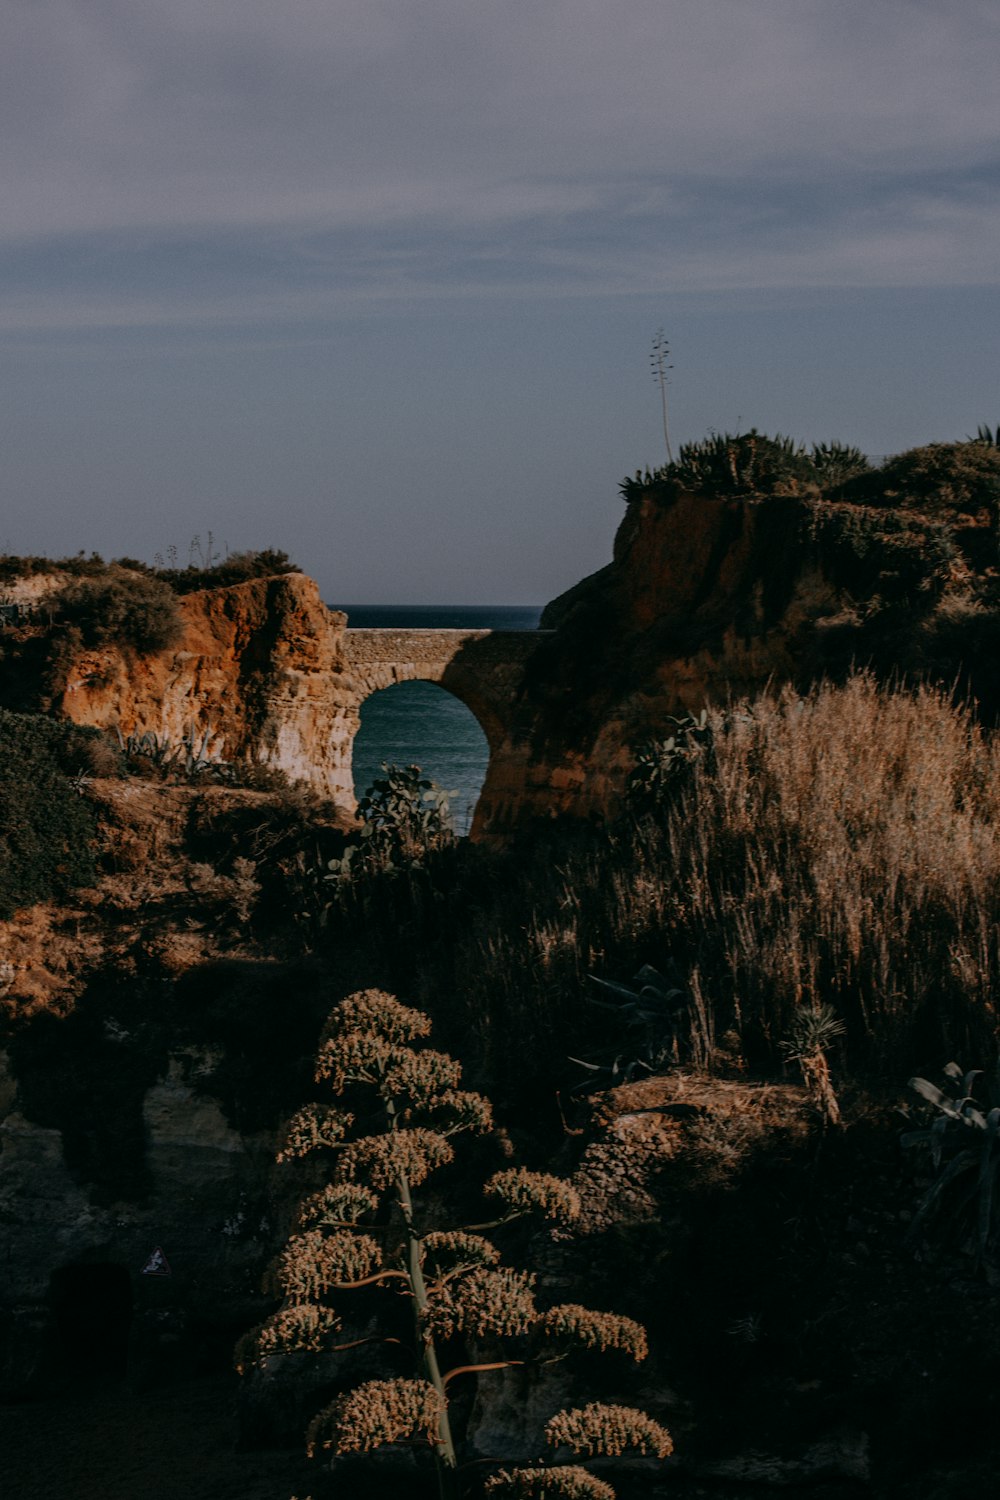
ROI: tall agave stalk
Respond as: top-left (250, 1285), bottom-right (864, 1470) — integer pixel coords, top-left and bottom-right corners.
top-left (237, 990), bottom-right (673, 1500)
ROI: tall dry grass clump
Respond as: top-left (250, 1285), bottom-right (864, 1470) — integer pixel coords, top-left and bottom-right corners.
top-left (445, 675), bottom-right (1000, 1084)
top-left (659, 676), bottom-right (1000, 1066)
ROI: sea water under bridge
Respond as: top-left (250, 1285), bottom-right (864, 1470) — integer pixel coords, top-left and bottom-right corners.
top-left (340, 627), bottom-right (550, 752)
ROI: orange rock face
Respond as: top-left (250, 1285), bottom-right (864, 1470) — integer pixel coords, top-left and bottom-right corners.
top-left (59, 573), bottom-right (359, 806)
top-left (475, 489), bottom-right (851, 835)
top-left (51, 485), bottom-right (975, 839)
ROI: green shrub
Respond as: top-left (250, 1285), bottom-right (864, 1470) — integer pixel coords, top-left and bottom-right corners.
top-left (620, 430), bottom-right (821, 502)
top-left (0, 551), bottom-right (108, 585)
top-left (152, 548), bottom-right (297, 594)
top-left (0, 546), bottom-right (297, 598)
top-left (55, 569), bottom-right (183, 655)
top-left (835, 441), bottom-right (1000, 520)
top-left (0, 710), bottom-right (98, 917)
top-left (809, 502), bottom-right (958, 605)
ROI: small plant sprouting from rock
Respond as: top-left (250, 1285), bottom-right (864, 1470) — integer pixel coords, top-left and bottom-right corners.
top-left (780, 1005), bottom-right (845, 1127)
top-left (901, 1062), bottom-right (1000, 1269)
top-left (236, 989), bottom-right (672, 1499)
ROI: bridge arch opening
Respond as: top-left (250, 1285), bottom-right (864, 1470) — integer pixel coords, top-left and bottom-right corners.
top-left (352, 680), bottom-right (491, 836)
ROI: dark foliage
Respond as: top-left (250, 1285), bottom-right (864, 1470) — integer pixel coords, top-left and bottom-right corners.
top-left (54, 570), bottom-right (184, 655)
top-left (0, 551), bottom-right (109, 584)
top-left (619, 430), bottom-right (824, 502)
top-left (809, 502), bottom-right (958, 606)
top-left (834, 441), bottom-right (1000, 520)
top-left (151, 548), bottom-right (298, 594)
top-left (0, 546), bottom-right (297, 597)
top-left (0, 710), bottom-right (99, 917)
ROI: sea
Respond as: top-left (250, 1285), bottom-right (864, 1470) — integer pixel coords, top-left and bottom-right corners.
top-left (331, 605), bottom-right (543, 834)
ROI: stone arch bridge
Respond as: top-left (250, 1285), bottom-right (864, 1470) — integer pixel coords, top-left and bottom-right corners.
top-left (333, 627), bottom-right (545, 825)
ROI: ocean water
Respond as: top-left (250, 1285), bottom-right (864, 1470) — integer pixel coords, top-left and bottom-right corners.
top-left (333, 605), bottom-right (543, 834)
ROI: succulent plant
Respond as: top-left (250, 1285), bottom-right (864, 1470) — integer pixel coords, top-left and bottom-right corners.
top-left (901, 1062), bottom-right (1000, 1267)
top-left (569, 963), bottom-right (689, 1090)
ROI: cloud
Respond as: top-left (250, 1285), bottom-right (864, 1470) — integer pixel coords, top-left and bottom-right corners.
top-left (1, 0), bottom-right (998, 328)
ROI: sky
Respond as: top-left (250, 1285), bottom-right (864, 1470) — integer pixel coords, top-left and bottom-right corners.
top-left (1, 1), bottom-right (998, 604)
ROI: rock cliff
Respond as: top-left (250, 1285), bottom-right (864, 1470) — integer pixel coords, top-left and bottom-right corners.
top-left (57, 572), bottom-right (360, 809)
top-left (38, 482), bottom-right (995, 843)
top-left (476, 478), bottom-right (997, 835)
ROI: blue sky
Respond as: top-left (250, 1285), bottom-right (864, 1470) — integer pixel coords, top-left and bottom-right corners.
top-left (2, 0), bottom-right (998, 602)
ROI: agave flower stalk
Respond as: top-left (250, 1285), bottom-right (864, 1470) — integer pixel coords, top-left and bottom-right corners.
top-left (238, 990), bottom-right (671, 1500)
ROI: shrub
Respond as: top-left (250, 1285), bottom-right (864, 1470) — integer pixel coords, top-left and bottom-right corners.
top-left (808, 502), bottom-right (959, 605)
top-left (0, 710), bottom-right (98, 917)
top-left (55, 569), bottom-right (183, 655)
top-left (835, 441), bottom-right (1000, 521)
top-left (152, 548), bottom-right (297, 594)
top-left (620, 430), bottom-right (821, 502)
top-left (319, 765), bottom-right (456, 917)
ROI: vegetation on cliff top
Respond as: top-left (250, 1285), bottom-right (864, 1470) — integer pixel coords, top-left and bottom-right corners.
top-left (0, 545), bottom-right (297, 594)
top-left (0, 547), bottom-right (299, 709)
top-left (0, 709), bottom-right (100, 917)
top-left (618, 430), bottom-right (1000, 507)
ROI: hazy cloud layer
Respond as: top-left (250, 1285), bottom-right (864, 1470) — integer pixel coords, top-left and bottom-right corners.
top-left (3, 0), bottom-right (999, 327)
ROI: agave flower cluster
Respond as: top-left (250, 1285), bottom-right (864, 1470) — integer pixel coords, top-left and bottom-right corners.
top-left (238, 989), bottom-right (672, 1498)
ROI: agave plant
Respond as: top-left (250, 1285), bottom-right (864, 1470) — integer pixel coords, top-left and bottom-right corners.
top-left (809, 442), bottom-right (872, 488)
top-left (620, 430), bottom-right (826, 501)
top-left (114, 723), bottom-right (234, 783)
top-left (627, 710), bottom-right (712, 811)
top-left (569, 964), bottom-right (689, 1091)
top-left (901, 1063), bottom-right (1000, 1267)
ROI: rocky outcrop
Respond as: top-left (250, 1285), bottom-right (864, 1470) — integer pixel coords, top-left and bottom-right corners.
top-left (0, 1046), bottom-right (277, 1396)
top-left (53, 575), bottom-right (546, 837)
top-left (476, 483), bottom-right (993, 835)
top-left (58, 573), bottom-right (360, 807)
top-left (34, 475), bottom-right (1000, 843)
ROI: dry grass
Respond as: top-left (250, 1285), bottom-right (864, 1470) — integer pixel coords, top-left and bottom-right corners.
top-left (446, 674), bottom-right (1000, 1085)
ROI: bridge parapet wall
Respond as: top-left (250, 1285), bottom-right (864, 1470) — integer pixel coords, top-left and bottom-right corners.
top-left (343, 628), bottom-right (544, 669)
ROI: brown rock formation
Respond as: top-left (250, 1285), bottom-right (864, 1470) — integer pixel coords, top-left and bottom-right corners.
top-left (58, 573), bottom-right (358, 806)
top-left (477, 482), bottom-right (988, 835)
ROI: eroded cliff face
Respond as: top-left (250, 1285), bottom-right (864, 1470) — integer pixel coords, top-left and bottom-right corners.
top-left (58, 573), bottom-right (360, 808)
top-left (36, 487), bottom-right (979, 844)
top-left (474, 490), bottom-right (845, 834)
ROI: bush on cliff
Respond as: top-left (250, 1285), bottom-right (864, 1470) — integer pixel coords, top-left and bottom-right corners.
top-left (833, 440), bottom-right (1000, 520)
top-left (152, 547), bottom-right (297, 594)
top-left (0, 546), bottom-right (297, 598)
top-left (53, 569), bottom-right (183, 656)
top-left (0, 710), bottom-right (98, 917)
top-left (619, 434), bottom-right (1000, 520)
